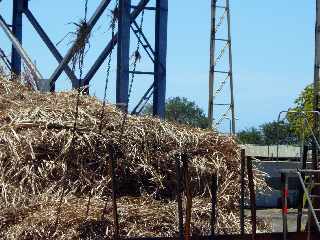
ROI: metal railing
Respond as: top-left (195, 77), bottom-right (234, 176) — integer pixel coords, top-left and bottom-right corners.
top-left (281, 169), bottom-right (320, 240)
top-left (276, 110), bottom-right (320, 161)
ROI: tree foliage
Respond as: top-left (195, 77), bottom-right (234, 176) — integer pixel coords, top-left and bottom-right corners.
top-left (237, 121), bottom-right (299, 145)
top-left (237, 127), bottom-right (263, 145)
top-left (261, 121), bottom-right (299, 145)
top-left (287, 84), bottom-right (314, 141)
top-left (143, 97), bottom-right (210, 129)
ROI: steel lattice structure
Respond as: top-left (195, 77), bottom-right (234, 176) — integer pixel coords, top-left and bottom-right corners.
top-left (208, 0), bottom-right (236, 134)
top-left (0, 0), bottom-right (168, 118)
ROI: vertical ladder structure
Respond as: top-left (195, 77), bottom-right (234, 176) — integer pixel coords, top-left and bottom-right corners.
top-left (282, 169), bottom-right (320, 240)
top-left (312, 0), bottom-right (320, 232)
top-left (208, 0), bottom-right (236, 134)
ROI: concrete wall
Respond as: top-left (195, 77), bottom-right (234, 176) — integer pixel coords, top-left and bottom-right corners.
top-left (243, 144), bottom-right (311, 159)
top-left (253, 160), bottom-right (310, 208)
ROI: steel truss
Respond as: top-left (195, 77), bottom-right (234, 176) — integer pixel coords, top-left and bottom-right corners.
top-left (0, 0), bottom-right (168, 118)
top-left (208, 0), bottom-right (236, 134)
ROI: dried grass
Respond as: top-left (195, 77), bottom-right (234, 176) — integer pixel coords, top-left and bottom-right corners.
top-left (0, 76), bottom-right (269, 239)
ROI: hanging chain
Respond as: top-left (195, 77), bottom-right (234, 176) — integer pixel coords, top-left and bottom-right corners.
top-left (84, 0), bottom-right (89, 21)
top-left (54, 0), bottom-right (90, 231)
top-left (215, 106), bottom-right (231, 126)
top-left (88, 0), bottom-right (118, 221)
top-left (100, 8), bottom-right (146, 238)
top-left (99, 3), bottom-right (120, 240)
top-left (98, 0), bottom-right (118, 134)
top-left (128, 10), bottom-right (145, 103)
top-left (215, 9), bottom-right (227, 33)
top-left (213, 73), bottom-right (230, 98)
top-left (214, 41), bottom-right (229, 66)
top-left (118, 8), bottom-right (145, 138)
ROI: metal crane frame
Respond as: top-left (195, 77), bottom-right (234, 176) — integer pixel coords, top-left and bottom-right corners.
top-left (1, 0), bottom-right (168, 118)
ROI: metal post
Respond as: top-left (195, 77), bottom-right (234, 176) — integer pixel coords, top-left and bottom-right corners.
top-left (297, 145), bottom-right (308, 232)
top-left (247, 158), bottom-right (256, 239)
top-left (153, 0), bottom-right (168, 119)
top-left (226, 0), bottom-right (236, 134)
top-left (210, 174), bottom-right (218, 238)
top-left (116, 0), bottom-right (131, 112)
top-left (240, 149), bottom-right (246, 235)
top-left (11, 0), bottom-right (25, 75)
top-left (110, 146), bottom-right (119, 239)
top-left (175, 157), bottom-right (184, 240)
top-left (312, 1), bottom-right (320, 230)
top-left (281, 172), bottom-right (288, 240)
top-left (208, 0), bottom-right (216, 128)
top-left (183, 158), bottom-right (192, 240)
top-left (208, 0), bottom-right (235, 133)
top-left (314, 0), bottom-right (320, 171)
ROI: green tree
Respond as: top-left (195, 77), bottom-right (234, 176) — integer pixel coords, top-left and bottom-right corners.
top-left (287, 84), bottom-right (314, 141)
top-left (260, 121), bottom-right (299, 145)
top-left (237, 122), bottom-right (298, 145)
top-left (237, 127), bottom-right (263, 145)
top-left (143, 97), bottom-right (210, 129)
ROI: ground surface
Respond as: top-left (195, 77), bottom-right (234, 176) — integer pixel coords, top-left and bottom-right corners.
top-left (246, 209), bottom-right (308, 233)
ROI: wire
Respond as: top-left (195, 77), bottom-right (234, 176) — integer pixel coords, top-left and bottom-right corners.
top-left (214, 41), bottom-right (229, 66)
top-left (54, 0), bottom-right (90, 231)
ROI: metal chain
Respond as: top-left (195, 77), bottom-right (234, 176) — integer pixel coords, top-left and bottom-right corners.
top-left (89, 0), bottom-right (118, 221)
top-left (84, 0), bottom-right (89, 22)
top-left (213, 73), bottom-right (230, 98)
top-left (215, 10), bottom-right (227, 33)
top-left (98, 0), bottom-right (118, 134)
top-left (215, 106), bottom-right (231, 126)
top-left (100, 2), bottom-right (120, 239)
top-left (100, 8), bottom-right (145, 238)
top-left (128, 9), bottom-right (145, 103)
top-left (214, 41), bottom-right (229, 66)
top-left (54, 0), bottom-right (89, 231)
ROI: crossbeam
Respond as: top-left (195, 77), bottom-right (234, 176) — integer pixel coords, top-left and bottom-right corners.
top-left (23, 7), bottom-right (78, 84)
top-left (0, 15), bottom-right (43, 83)
top-left (48, 0), bottom-right (112, 90)
top-left (83, 0), bottom-right (151, 86)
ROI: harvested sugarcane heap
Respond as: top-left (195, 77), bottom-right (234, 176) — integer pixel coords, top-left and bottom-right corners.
top-left (0, 76), bottom-right (269, 239)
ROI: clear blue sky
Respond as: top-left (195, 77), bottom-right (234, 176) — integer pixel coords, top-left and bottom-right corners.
top-left (0, 0), bottom-right (316, 132)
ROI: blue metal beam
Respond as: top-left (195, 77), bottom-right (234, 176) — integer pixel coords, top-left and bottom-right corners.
top-left (23, 7), bottom-right (78, 85)
top-left (153, 0), bottom-right (168, 119)
top-left (116, 0), bottom-right (131, 111)
top-left (11, 0), bottom-right (25, 75)
top-left (131, 83), bottom-right (154, 115)
top-left (83, 0), bottom-right (150, 86)
top-left (0, 15), bottom-right (43, 80)
top-left (48, 0), bottom-right (112, 90)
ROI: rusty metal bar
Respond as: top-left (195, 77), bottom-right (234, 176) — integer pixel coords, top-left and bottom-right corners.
top-left (176, 156), bottom-right (184, 240)
top-left (297, 172), bottom-right (320, 232)
top-left (297, 145), bottom-right (308, 232)
top-left (122, 232), bottom-right (320, 240)
top-left (247, 158), bottom-right (256, 239)
top-left (102, 145), bottom-right (120, 239)
top-left (183, 158), bottom-right (192, 240)
top-left (281, 172), bottom-right (288, 240)
top-left (211, 174), bottom-right (218, 237)
top-left (240, 149), bottom-right (246, 235)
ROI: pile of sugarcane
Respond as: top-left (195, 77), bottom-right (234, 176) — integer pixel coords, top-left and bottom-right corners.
top-left (0, 76), bottom-right (269, 239)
